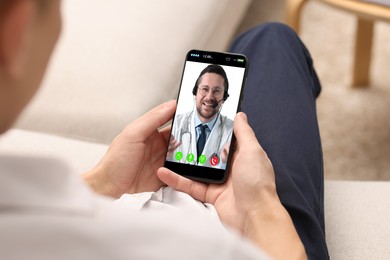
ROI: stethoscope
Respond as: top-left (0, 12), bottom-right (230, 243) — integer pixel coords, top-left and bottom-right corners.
top-left (179, 109), bottom-right (225, 165)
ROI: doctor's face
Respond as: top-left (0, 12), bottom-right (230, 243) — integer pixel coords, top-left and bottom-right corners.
top-left (195, 72), bottom-right (225, 123)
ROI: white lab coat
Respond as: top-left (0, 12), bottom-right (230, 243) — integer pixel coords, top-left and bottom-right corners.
top-left (168, 110), bottom-right (234, 169)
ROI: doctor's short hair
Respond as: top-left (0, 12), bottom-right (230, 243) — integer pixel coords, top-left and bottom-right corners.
top-left (192, 64), bottom-right (229, 101)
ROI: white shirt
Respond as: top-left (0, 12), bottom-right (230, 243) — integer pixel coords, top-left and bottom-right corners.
top-left (194, 111), bottom-right (218, 141)
top-left (0, 155), bottom-right (269, 260)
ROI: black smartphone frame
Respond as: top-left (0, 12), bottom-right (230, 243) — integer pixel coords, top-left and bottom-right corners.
top-left (164, 49), bottom-right (248, 183)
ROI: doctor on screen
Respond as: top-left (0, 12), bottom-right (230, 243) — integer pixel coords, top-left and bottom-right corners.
top-left (167, 64), bottom-right (234, 169)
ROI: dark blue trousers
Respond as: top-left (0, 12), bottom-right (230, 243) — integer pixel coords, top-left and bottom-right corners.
top-left (229, 23), bottom-right (329, 259)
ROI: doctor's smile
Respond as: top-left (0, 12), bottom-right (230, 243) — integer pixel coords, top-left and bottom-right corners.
top-left (200, 100), bottom-right (218, 114)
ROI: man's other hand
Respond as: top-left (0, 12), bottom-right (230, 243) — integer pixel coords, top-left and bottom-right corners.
top-left (83, 100), bottom-right (176, 198)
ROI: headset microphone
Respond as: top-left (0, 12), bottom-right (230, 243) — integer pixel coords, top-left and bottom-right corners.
top-left (211, 99), bottom-right (224, 109)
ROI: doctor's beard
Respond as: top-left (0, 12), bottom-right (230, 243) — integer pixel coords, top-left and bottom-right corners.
top-left (196, 99), bottom-right (219, 122)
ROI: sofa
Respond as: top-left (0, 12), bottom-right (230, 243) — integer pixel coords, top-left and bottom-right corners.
top-left (1, 0), bottom-right (389, 259)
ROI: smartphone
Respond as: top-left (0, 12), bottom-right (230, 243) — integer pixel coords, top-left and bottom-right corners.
top-left (164, 49), bottom-right (248, 183)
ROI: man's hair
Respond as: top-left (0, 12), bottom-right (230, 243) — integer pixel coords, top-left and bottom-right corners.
top-left (192, 64), bottom-right (230, 101)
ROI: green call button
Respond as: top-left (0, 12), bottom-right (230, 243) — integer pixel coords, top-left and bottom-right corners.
top-left (198, 155), bottom-right (206, 164)
top-left (175, 152), bottom-right (183, 161)
top-left (186, 153), bottom-right (195, 163)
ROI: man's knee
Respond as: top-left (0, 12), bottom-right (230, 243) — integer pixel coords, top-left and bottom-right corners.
top-left (249, 22), bottom-right (300, 47)
top-left (252, 22), bottom-right (297, 38)
top-left (230, 22), bottom-right (302, 53)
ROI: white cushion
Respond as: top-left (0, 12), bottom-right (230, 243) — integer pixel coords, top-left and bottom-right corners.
top-left (0, 129), bottom-right (108, 173)
top-left (15, 0), bottom-right (251, 144)
top-left (325, 181), bottom-right (390, 259)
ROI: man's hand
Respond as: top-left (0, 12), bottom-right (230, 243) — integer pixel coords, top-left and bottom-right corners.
top-left (220, 141), bottom-right (230, 164)
top-left (157, 112), bottom-right (307, 260)
top-left (156, 112), bottom-right (277, 230)
top-left (83, 100), bottom-right (176, 198)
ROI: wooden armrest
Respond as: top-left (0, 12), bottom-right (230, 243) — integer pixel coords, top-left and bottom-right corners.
top-left (317, 0), bottom-right (390, 22)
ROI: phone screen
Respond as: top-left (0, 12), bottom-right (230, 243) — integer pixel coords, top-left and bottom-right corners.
top-left (164, 50), bottom-right (248, 183)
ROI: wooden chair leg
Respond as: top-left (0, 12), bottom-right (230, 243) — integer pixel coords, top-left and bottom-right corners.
top-left (352, 18), bottom-right (374, 87)
top-left (285, 0), bottom-right (309, 33)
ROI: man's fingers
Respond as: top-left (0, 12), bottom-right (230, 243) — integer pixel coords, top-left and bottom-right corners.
top-left (234, 112), bottom-right (261, 149)
top-left (160, 125), bottom-right (172, 143)
top-left (127, 100), bottom-right (176, 140)
top-left (157, 167), bottom-right (209, 203)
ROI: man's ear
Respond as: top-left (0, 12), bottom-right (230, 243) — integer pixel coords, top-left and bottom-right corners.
top-left (0, 1), bottom-right (35, 79)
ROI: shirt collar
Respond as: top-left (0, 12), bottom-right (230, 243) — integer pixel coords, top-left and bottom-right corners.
top-left (194, 111), bottom-right (218, 130)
